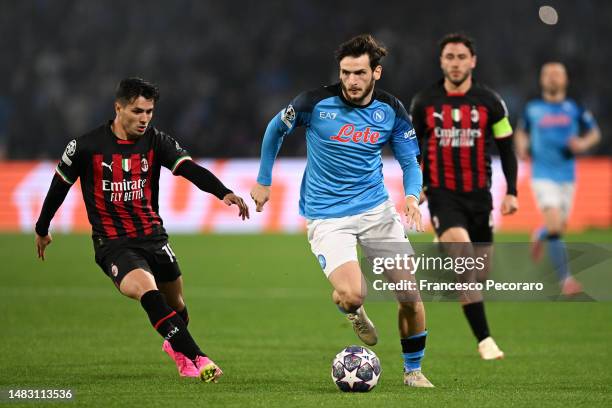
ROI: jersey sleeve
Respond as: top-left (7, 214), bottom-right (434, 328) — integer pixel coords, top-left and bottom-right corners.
top-left (390, 100), bottom-right (420, 158)
top-left (55, 139), bottom-right (82, 184)
top-left (517, 105), bottom-right (531, 133)
top-left (157, 132), bottom-right (193, 174)
top-left (256, 91), bottom-right (315, 185)
top-left (278, 91), bottom-right (315, 133)
top-left (488, 91), bottom-right (513, 139)
top-left (578, 105), bottom-right (598, 133)
top-left (390, 100), bottom-right (422, 198)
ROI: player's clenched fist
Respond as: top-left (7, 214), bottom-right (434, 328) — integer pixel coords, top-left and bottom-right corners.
top-left (250, 183), bottom-right (270, 212)
top-left (500, 194), bottom-right (518, 215)
top-left (404, 195), bottom-right (424, 232)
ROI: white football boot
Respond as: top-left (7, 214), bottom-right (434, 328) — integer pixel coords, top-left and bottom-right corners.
top-left (478, 336), bottom-right (505, 360)
top-left (404, 369), bottom-right (435, 388)
top-left (346, 306), bottom-right (378, 346)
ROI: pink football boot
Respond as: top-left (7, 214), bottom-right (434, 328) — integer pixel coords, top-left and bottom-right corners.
top-left (194, 355), bottom-right (224, 383)
top-left (162, 340), bottom-right (199, 378)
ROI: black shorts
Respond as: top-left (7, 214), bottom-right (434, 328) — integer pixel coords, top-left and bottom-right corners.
top-left (426, 188), bottom-right (494, 243)
top-left (93, 234), bottom-right (182, 287)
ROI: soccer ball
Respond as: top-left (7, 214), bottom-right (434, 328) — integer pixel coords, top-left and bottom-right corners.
top-left (331, 345), bottom-right (381, 392)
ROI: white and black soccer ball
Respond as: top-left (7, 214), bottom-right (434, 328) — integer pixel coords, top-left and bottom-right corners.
top-left (331, 345), bottom-right (381, 392)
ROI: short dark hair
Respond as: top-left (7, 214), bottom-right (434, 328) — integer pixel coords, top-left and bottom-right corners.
top-left (335, 34), bottom-right (388, 70)
top-left (439, 33), bottom-right (476, 56)
top-left (115, 77), bottom-right (160, 104)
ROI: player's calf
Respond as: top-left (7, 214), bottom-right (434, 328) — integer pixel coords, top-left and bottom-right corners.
top-left (140, 290), bottom-right (205, 363)
top-left (332, 289), bottom-right (365, 313)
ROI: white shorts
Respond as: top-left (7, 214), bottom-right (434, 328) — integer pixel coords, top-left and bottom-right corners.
top-left (306, 200), bottom-right (414, 277)
top-left (532, 179), bottom-right (575, 220)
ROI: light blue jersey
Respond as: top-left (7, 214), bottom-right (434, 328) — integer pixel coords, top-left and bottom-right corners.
top-left (257, 83), bottom-right (422, 219)
top-left (520, 98), bottom-right (597, 182)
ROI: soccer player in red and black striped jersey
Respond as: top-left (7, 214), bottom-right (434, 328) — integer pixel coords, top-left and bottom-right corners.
top-left (34, 78), bottom-right (249, 381)
top-left (410, 33), bottom-right (518, 360)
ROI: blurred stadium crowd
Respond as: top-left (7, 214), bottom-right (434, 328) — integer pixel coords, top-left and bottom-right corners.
top-left (1, 0), bottom-right (610, 159)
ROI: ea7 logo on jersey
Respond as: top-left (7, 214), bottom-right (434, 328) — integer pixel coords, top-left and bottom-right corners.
top-left (281, 104), bottom-right (296, 128)
top-left (319, 111), bottom-right (337, 120)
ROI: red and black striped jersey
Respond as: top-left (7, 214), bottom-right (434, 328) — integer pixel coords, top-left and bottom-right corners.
top-left (409, 80), bottom-right (513, 193)
top-left (55, 122), bottom-right (192, 240)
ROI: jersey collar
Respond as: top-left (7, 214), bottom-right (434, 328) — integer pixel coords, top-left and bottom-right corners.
top-left (438, 78), bottom-right (474, 97)
top-left (107, 120), bottom-right (141, 144)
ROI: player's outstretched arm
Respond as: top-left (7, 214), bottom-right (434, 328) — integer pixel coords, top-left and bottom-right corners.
top-left (252, 111), bottom-right (293, 212)
top-left (174, 160), bottom-right (249, 220)
top-left (35, 174), bottom-right (73, 260)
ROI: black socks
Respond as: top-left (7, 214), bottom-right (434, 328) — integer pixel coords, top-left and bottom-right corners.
top-left (462, 301), bottom-right (490, 342)
top-left (177, 306), bottom-right (189, 326)
top-left (140, 290), bottom-right (203, 360)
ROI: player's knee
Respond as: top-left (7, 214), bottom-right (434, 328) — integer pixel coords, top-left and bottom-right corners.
top-left (440, 227), bottom-right (471, 244)
top-left (119, 269), bottom-right (157, 300)
top-left (120, 285), bottom-right (148, 300)
top-left (337, 289), bottom-right (365, 310)
top-left (398, 301), bottom-right (422, 315)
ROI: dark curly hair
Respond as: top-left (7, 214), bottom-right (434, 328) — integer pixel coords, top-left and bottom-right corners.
top-left (439, 32), bottom-right (476, 56)
top-left (115, 77), bottom-right (160, 104)
top-left (335, 34), bottom-right (388, 70)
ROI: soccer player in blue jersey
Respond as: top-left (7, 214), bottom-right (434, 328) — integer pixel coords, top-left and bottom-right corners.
top-left (515, 62), bottom-right (600, 296)
top-left (251, 34), bottom-right (433, 387)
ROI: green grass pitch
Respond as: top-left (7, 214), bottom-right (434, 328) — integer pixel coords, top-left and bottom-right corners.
top-left (1, 231), bottom-right (611, 407)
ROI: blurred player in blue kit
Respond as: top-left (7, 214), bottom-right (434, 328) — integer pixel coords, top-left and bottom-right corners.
top-left (515, 62), bottom-right (600, 296)
top-left (251, 34), bottom-right (434, 387)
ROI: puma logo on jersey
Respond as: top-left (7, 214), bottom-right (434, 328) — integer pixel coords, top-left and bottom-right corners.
top-left (102, 161), bottom-right (113, 171)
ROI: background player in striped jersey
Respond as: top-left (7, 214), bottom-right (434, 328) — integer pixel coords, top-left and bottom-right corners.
top-left (251, 34), bottom-right (434, 387)
top-left (410, 33), bottom-right (518, 360)
top-left (515, 62), bottom-right (600, 296)
top-left (35, 78), bottom-right (249, 381)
